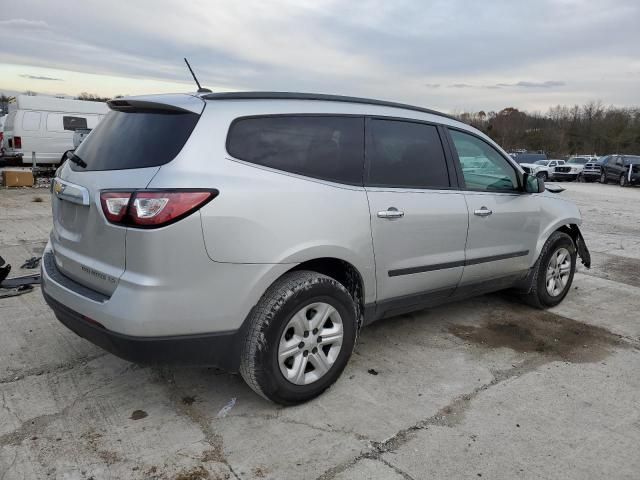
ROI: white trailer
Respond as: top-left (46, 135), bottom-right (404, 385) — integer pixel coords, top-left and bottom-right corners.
top-left (2, 95), bottom-right (108, 164)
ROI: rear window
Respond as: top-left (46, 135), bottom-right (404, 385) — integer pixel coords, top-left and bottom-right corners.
top-left (72, 110), bottom-right (200, 171)
top-left (227, 116), bottom-right (365, 185)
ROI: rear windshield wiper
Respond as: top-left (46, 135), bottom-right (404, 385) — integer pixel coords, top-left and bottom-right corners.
top-left (66, 151), bottom-right (87, 168)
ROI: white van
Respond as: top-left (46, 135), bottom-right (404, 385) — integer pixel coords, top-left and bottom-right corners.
top-left (3, 95), bottom-right (108, 164)
top-left (0, 114), bottom-right (7, 155)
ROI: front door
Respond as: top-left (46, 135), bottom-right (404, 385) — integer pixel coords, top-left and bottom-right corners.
top-left (447, 129), bottom-right (540, 290)
top-left (365, 119), bottom-right (468, 314)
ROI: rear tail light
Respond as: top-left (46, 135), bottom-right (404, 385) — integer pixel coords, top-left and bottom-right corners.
top-left (99, 190), bottom-right (217, 228)
top-left (14, 136), bottom-right (22, 149)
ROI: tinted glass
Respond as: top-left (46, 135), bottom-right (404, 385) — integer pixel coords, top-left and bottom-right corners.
top-left (227, 116), bottom-right (364, 185)
top-left (367, 119), bottom-right (449, 188)
top-left (62, 116), bottom-right (88, 131)
top-left (449, 129), bottom-right (519, 192)
top-left (73, 110), bottom-right (200, 171)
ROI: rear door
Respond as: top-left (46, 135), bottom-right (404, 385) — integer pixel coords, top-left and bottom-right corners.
top-left (51, 95), bottom-right (204, 295)
top-left (365, 118), bottom-right (468, 314)
top-left (447, 128), bottom-right (539, 290)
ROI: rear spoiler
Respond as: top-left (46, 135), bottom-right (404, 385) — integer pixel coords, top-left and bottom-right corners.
top-left (107, 94), bottom-right (204, 114)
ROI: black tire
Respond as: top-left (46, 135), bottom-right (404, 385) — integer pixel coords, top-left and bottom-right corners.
top-left (577, 173), bottom-right (585, 183)
top-left (518, 231), bottom-right (577, 309)
top-left (620, 174), bottom-right (628, 187)
top-left (240, 270), bottom-right (358, 405)
top-left (600, 170), bottom-right (607, 184)
top-left (536, 171), bottom-right (548, 181)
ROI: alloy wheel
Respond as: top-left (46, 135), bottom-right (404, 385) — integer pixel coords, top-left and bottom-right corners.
top-left (545, 247), bottom-right (571, 297)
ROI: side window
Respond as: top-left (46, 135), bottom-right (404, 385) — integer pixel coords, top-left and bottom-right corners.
top-left (549, 161), bottom-right (556, 167)
top-left (449, 129), bottom-right (519, 192)
top-left (227, 116), bottom-right (364, 185)
top-left (22, 112), bottom-right (41, 131)
top-left (616, 156), bottom-right (623, 166)
top-left (367, 119), bottom-right (450, 189)
top-left (63, 116), bottom-right (88, 131)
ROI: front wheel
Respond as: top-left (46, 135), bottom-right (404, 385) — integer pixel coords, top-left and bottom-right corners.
top-left (536, 171), bottom-right (548, 181)
top-left (518, 231), bottom-right (577, 308)
top-left (600, 170), bottom-right (607, 183)
top-left (240, 271), bottom-right (358, 405)
top-left (620, 174), bottom-right (628, 187)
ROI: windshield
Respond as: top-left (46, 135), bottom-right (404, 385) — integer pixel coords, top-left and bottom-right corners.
top-left (568, 158), bottom-right (589, 164)
top-left (534, 160), bottom-right (549, 165)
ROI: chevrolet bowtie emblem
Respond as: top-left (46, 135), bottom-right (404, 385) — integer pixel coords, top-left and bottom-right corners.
top-left (54, 181), bottom-right (65, 194)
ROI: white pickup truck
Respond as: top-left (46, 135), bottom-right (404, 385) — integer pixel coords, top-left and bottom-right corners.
top-left (519, 159), bottom-right (566, 181)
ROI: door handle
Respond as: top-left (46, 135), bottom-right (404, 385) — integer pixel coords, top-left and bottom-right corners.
top-left (377, 207), bottom-right (404, 219)
top-left (474, 207), bottom-right (493, 217)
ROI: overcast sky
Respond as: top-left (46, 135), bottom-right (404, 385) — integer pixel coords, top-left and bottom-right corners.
top-left (1, 0), bottom-right (639, 113)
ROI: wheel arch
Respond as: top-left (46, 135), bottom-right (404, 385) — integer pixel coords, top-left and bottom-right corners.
top-left (286, 257), bottom-right (367, 329)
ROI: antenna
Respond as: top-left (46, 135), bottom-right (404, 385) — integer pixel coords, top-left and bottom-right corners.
top-left (184, 58), bottom-right (212, 93)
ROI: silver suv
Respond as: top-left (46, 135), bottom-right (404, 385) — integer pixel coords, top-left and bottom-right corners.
top-left (42, 92), bottom-right (591, 404)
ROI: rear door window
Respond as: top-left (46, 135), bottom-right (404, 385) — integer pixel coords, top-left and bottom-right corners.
top-left (227, 116), bottom-right (365, 185)
top-left (366, 119), bottom-right (450, 189)
top-left (72, 110), bottom-right (200, 171)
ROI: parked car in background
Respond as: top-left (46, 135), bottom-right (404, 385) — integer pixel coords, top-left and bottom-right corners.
top-left (2, 95), bottom-right (108, 164)
top-left (42, 91), bottom-right (591, 404)
top-left (552, 156), bottom-right (593, 181)
top-left (578, 158), bottom-right (602, 182)
top-left (599, 155), bottom-right (640, 186)
top-left (519, 159), bottom-right (565, 181)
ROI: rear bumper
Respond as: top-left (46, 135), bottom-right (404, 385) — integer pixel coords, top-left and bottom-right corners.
top-left (43, 291), bottom-right (243, 370)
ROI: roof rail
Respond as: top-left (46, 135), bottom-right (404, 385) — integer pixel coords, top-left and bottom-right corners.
top-left (201, 91), bottom-right (455, 121)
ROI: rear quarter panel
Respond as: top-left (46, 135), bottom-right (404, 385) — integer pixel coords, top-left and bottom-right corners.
top-left (147, 100), bottom-right (377, 304)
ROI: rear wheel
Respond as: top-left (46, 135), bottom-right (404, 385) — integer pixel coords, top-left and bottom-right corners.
top-left (240, 271), bottom-right (357, 405)
top-left (536, 171), bottom-right (548, 181)
top-left (518, 231), bottom-right (576, 308)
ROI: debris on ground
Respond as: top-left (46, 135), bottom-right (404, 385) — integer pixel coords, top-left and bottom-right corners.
top-left (20, 256), bottom-right (41, 269)
top-left (216, 398), bottom-right (236, 418)
top-left (0, 285), bottom-right (34, 299)
top-left (367, 368), bottom-right (379, 375)
top-left (1, 272), bottom-right (41, 288)
top-left (130, 410), bottom-right (148, 420)
top-left (0, 255), bottom-right (10, 283)
top-left (182, 395), bottom-right (196, 406)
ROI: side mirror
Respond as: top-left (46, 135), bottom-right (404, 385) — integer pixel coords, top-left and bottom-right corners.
top-left (523, 173), bottom-right (545, 193)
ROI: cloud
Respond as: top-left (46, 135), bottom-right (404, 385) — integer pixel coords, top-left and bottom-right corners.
top-left (0, 18), bottom-right (48, 29)
top-left (19, 74), bottom-right (62, 81)
top-left (450, 83), bottom-right (473, 88)
top-left (424, 83), bottom-right (440, 88)
top-left (495, 80), bottom-right (566, 88)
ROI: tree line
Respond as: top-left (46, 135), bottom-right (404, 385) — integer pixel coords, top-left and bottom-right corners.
top-left (457, 102), bottom-right (640, 158)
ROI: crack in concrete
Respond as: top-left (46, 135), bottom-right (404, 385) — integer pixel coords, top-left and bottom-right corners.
top-left (379, 458), bottom-right (417, 480)
top-left (0, 352), bottom-right (108, 385)
top-left (315, 357), bottom-right (546, 480)
top-left (155, 367), bottom-right (241, 480)
top-left (0, 383), bottom-right (107, 448)
top-left (229, 412), bottom-right (370, 442)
